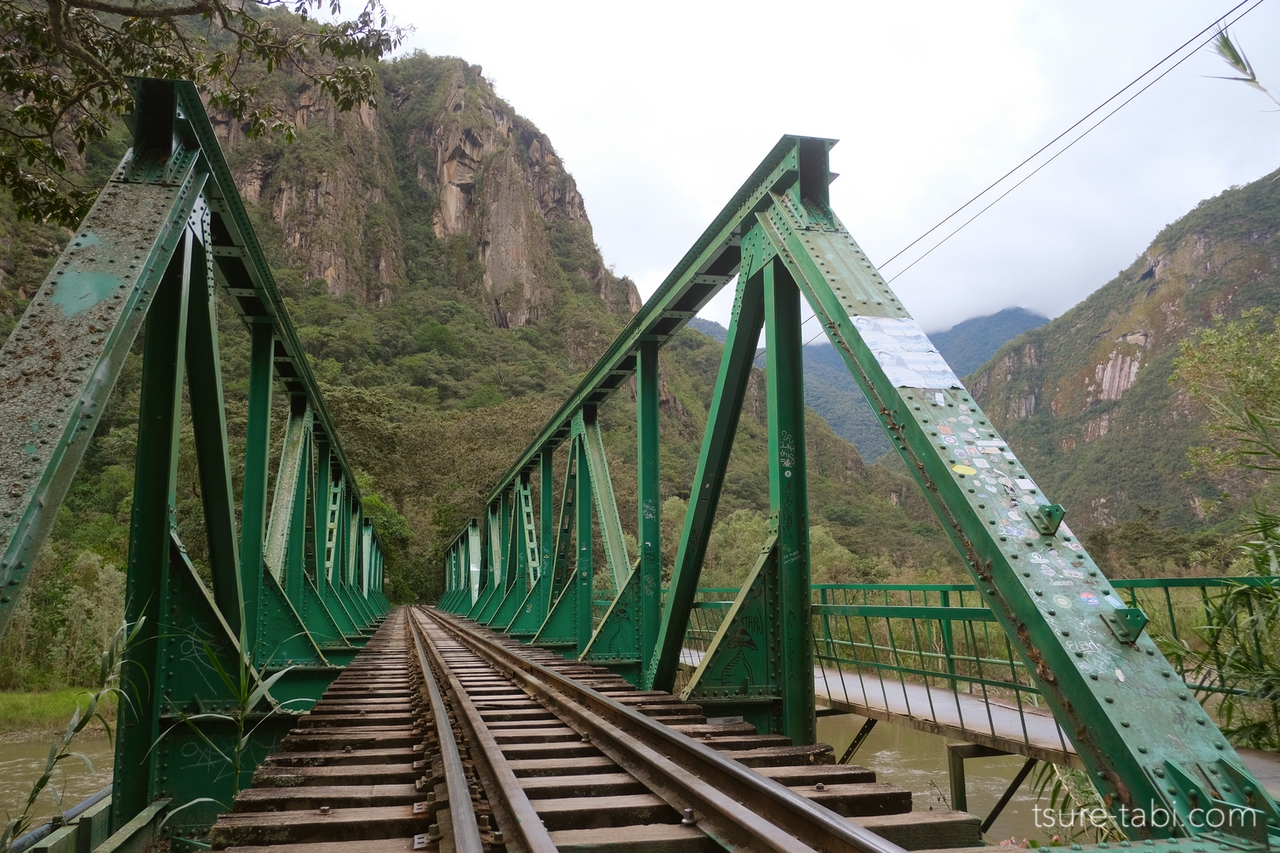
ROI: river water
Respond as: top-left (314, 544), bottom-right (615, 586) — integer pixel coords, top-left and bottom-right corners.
top-left (3, 719), bottom-right (1050, 845)
top-left (819, 713), bottom-right (1049, 844)
top-left (0, 737), bottom-right (115, 826)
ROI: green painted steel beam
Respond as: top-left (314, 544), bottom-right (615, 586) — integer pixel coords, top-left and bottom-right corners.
top-left (446, 132), bottom-right (1280, 845)
top-left (579, 408), bottom-right (629, 592)
top-left (185, 225), bottom-right (245, 634)
top-left (540, 452), bottom-right (554, 571)
top-left (114, 224), bottom-right (196, 828)
top-left (527, 444), bottom-right (578, 643)
top-left (760, 256), bottom-right (815, 744)
top-left (0, 78), bottom-right (389, 840)
top-left (240, 322), bottom-right (274, 658)
top-left (468, 519), bottom-right (482, 606)
top-left (490, 481), bottom-right (535, 630)
top-left (636, 340), bottom-right (662, 671)
top-left (647, 272), bottom-right (765, 691)
top-left (749, 140), bottom-right (1280, 841)
top-left (0, 127), bottom-right (205, 639)
top-left (679, 255), bottom-right (815, 742)
top-left (572, 431), bottom-right (594, 653)
top-left (532, 430), bottom-right (594, 657)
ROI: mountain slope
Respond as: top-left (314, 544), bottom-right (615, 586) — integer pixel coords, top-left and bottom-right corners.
top-left (969, 169), bottom-right (1280, 531)
top-left (930, 307), bottom-right (1048, 377)
top-left (0, 50), bottom-right (966, 687)
top-left (691, 310), bottom-right (1046, 461)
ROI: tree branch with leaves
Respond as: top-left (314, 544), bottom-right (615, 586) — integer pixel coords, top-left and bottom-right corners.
top-left (0, 0), bottom-right (406, 224)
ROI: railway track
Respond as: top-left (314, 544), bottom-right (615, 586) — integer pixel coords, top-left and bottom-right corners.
top-left (210, 607), bottom-right (980, 853)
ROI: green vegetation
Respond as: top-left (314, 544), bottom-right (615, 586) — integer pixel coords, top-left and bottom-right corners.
top-left (1, 618), bottom-right (139, 852)
top-left (1159, 309), bottom-right (1280, 750)
top-left (0, 50), bottom-right (962, 696)
top-left (0, 689), bottom-right (117, 736)
top-left (1163, 513), bottom-right (1280, 750)
top-left (969, 163), bottom-right (1280, 543)
top-left (1173, 308), bottom-right (1280, 495)
top-left (0, 0), bottom-right (403, 223)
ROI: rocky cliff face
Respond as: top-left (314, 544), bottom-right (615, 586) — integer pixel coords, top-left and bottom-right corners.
top-left (969, 171), bottom-right (1280, 529)
top-left (212, 57), bottom-right (639, 327)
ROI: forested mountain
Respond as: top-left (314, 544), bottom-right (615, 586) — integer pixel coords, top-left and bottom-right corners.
top-left (691, 309), bottom-right (1047, 461)
top-left (0, 53), bottom-right (960, 689)
top-left (5, 41), bottom-right (1271, 694)
top-left (931, 307), bottom-right (1048, 377)
top-left (968, 170), bottom-right (1280, 533)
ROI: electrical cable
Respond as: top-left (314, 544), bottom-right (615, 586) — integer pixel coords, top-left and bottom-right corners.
top-left (881, 0), bottom-right (1265, 285)
top-left (741, 0), bottom-right (1266, 367)
top-left (877, 0), bottom-right (1258, 272)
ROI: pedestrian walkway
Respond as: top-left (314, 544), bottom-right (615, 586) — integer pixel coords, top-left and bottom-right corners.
top-left (814, 664), bottom-right (1280, 797)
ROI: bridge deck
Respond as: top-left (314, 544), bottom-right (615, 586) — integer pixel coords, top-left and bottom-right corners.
top-left (815, 663), bottom-right (1079, 768)
top-left (815, 664), bottom-right (1280, 798)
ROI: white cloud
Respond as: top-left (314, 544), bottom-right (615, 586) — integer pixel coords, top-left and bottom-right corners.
top-left (383, 0), bottom-right (1280, 332)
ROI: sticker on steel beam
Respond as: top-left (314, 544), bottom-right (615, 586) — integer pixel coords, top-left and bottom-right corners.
top-left (851, 317), bottom-right (961, 389)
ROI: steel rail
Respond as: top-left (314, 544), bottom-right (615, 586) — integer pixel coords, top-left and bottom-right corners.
top-left (408, 608), bottom-right (559, 853)
top-left (425, 608), bottom-right (910, 853)
top-left (406, 614), bottom-right (484, 853)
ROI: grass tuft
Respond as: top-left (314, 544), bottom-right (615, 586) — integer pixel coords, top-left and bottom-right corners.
top-left (0, 690), bottom-right (117, 738)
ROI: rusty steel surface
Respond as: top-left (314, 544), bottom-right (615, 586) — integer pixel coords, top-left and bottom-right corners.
top-left (407, 610), bottom-right (486, 853)
top-left (208, 606), bottom-right (987, 852)
top-left (423, 608), bottom-right (917, 853)
top-left (0, 160), bottom-right (203, 634)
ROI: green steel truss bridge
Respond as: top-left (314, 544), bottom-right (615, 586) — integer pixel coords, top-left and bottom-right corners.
top-left (1, 79), bottom-right (1277, 850)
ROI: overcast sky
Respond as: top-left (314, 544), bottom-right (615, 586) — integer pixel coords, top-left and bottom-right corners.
top-left (383, 1), bottom-right (1280, 334)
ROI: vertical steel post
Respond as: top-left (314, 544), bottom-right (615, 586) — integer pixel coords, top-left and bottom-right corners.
top-left (239, 323), bottom-right (274, 658)
top-left (636, 340), bottom-right (662, 670)
top-left (286, 429), bottom-right (309, 603)
top-left (575, 426), bottom-right (594, 652)
top-left (763, 258), bottom-right (815, 745)
top-left (469, 519), bottom-right (482, 604)
top-left (313, 443), bottom-right (333, 601)
top-left (541, 452), bottom-right (554, 570)
top-left (114, 228), bottom-right (192, 829)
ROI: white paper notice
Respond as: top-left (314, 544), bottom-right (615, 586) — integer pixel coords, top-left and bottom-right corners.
top-left (851, 316), bottom-right (962, 390)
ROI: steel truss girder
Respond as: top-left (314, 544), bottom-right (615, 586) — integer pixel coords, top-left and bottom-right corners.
top-left (531, 425), bottom-right (595, 655)
top-left (487, 477), bottom-right (539, 630)
top-left (754, 173), bottom-right (1279, 841)
top-left (680, 255), bottom-right (816, 742)
top-left (0, 79), bottom-right (389, 838)
top-left (444, 133), bottom-right (1280, 844)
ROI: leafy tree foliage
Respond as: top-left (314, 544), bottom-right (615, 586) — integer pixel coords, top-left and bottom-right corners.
top-left (0, 0), bottom-right (404, 223)
top-left (1174, 308), bottom-right (1280, 491)
top-left (1167, 307), bottom-right (1280, 748)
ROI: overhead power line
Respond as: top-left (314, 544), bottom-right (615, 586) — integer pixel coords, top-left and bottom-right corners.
top-left (880, 0), bottom-right (1265, 286)
top-left (877, 0), bottom-right (1259, 273)
top-left (752, 0), bottom-right (1268, 361)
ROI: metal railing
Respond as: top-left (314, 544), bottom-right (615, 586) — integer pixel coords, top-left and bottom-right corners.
top-left (676, 576), bottom-right (1273, 764)
top-left (679, 587), bottom-right (740, 669)
top-left (810, 582), bottom-right (1071, 761)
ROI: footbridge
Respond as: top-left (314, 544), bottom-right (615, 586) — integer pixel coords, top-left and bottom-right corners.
top-left (1, 79), bottom-right (1278, 853)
